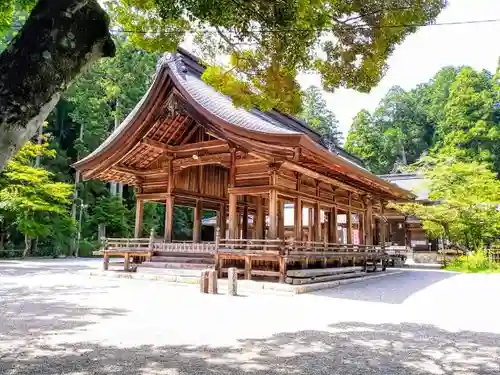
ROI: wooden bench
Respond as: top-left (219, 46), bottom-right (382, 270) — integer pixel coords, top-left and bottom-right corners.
top-left (103, 249), bottom-right (153, 272)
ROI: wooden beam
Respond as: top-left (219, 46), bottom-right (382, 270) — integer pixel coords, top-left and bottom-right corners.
top-left (347, 192), bottom-right (353, 244)
top-left (142, 138), bottom-right (174, 152)
top-left (282, 161), bottom-right (364, 195)
top-left (175, 139), bottom-right (228, 154)
top-left (242, 203), bottom-right (249, 240)
top-left (315, 201), bottom-right (322, 242)
top-left (167, 157), bottom-right (174, 194)
top-left (193, 199), bottom-right (202, 243)
top-left (229, 148), bottom-right (236, 187)
top-left (164, 194), bottom-right (174, 242)
top-left (228, 193), bottom-right (237, 239)
top-left (268, 189), bottom-right (278, 239)
top-left (308, 207), bottom-right (313, 242)
top-left (174, 153), bottom-right (230, 169)
top-left (179, 123), bottom-right (200, 145)
top-left (256, 197), bottom-right (265, 239)
top-left (330, 206), bottom-right (338, 243)
top-left (295, 197), bottom-right (302, 241)
top-left (134, 199), bottom-right (144, 238)
top-left (278, 199), bottom-right (285, 239)
top-left (366, 199), bottom-right (373, 245)
top-left (219, 202), bottom-right (227, 239)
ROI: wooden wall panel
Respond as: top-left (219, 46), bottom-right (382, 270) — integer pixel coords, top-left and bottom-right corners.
top-left (174, 165), bottom-right (228, 198)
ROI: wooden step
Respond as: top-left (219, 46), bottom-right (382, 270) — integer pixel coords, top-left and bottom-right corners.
top-left (153, 251), bottom-right (214, 258)
top-left (151, 256), bottom-right (213, 264)
top-left (286, 271), bottom-right (367, 285)
top-left (286, 266), bottom-right (363, 278)
top-left (139, 261), bottom-right (212, 270)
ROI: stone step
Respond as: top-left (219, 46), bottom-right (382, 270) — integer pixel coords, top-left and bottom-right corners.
top-left (153, 251), bottom-right (214, 258)
top-left (151, 256), bottom-right (213, 264)
top-left (139, 261), bottom-right (212, 270)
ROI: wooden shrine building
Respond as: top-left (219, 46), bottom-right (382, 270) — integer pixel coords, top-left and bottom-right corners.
top-left (73, 49), bottom-right (415, 282)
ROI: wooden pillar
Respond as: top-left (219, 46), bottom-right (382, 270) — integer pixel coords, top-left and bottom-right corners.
top-left (308, 207), bottom-right (313, 241)
top-left (268, 189), bottom-right (278, 239)
top-left (366, 200), bottom-right (373, 245)
top-left (193, 199), bottom-right (202, 243)
top-left (256, 197), bottom-right (264, 239)
top-left (315, 202), bottom-right (321, 242)
top-left (347, 193), bottom-right (353, 244)
top-left (294, 197), bottom-right (302, 241)
top-left (164, 195), bottom-right (174, 242)
top-left (358, 212), bottom-right (364, 245)
top-left (278, 199), bottom-right (285, 239)
top-left (329, 206), bottom-right (337, 243)
top-left (134, 199), bottom-right (144, 238)
top-left (228, 193), bottom-right (237, 239)
top-left (218, 203), bottom-right (227, 239)
top-left (242, 203), bottom-right (249, 239)
top-left (380, 202), bottom-right (386, 247)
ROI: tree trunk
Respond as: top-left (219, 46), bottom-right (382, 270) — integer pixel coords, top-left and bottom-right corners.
top-left (0, 0), bottom-right (115, 172)
top-left (23, 235), bottom-right (31, 258)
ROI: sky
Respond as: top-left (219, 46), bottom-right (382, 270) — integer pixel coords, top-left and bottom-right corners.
top-left (297, 0), bottom-right (500, 141)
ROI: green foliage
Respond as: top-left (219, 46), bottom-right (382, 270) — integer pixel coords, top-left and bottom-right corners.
top-left (90, 196), bottom-right (131, 238)
top-left (345, 65), bottom-right (500, 175)
top-left (299, 86), bottom-right (342, 149)
top-left (445, 251), bottom-right (500, 273)
top-left (105, 0), bottom-right (446, 113)
top-left (391, 155), bottom-right (500, 251)
top-left (0, 140), bottom-right (76, 255)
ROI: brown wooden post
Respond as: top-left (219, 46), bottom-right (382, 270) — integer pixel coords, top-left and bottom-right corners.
top-left (294, 197), bottom-right (302, 241)
top-left (347, 192), bottom-right (353, 245)
top-left (268, 189), bottom-right (278, 239)
top-left (278, 199), bottom-right (285, 239)
top-left (255, 197), bottom-right (264, 239)
top-left (219, 202), bottom-right (227, 239)
top-left (380, 201), bottom-right (386, 248)
top-left (366, 199), bottom-right (373, 245)
top-left (228, 193), bottom-right (237, 239)
top-left (315, 202), bottom-right (322, 242)
top-left (308, 206), bottom-right (313, 242)
top-left (164, 195), bottom-right (174, 242)
top-left (242, 203), bottom-right (249, 240)
top-left (331, 206), bottom-right (338, 243)
top-left (134, 199), bottom-right (144, 238)
top-left (193, 199), bottom-right (202, 243)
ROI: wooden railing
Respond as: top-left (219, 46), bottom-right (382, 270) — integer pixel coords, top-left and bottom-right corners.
top-left (152, 241), bottom-right (216, 253)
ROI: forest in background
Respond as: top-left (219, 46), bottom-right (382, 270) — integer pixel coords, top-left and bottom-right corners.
top-left (0, 38), bottom-right (341, 257)
top-left (345, 64), bottom-right (500, 176)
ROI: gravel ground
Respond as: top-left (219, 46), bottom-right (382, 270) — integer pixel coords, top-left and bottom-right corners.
top-left (1, 259), bottom-right (500, 375)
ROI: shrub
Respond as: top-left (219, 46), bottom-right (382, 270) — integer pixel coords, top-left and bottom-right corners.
top-left (445, 250), bottom-right (500, 273)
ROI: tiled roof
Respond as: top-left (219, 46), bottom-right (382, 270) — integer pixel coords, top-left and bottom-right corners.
top-left (379, 173), bottom-right (429, 201)
top-left (167, 55), bottom-right (300, 135)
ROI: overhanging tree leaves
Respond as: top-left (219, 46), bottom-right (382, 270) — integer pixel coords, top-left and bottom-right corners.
top-left (0, 0), bottom-right (447, 172)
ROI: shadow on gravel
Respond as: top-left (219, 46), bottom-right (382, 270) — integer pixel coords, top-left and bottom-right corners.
top-left (0, 259), bottom-right (99, 277)
top-left (311, 270), bottom-right (458, 304)
top-left (1, 321), bottom-right (499, 375)
top-left (0, 283), bottom-right (127, 342)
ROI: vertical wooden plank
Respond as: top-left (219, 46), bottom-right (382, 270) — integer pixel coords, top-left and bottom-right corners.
top-left (193, 199), bottom-right (202, 243)
top-left (380, 201), bottom-right (386, 247)
top-left (268, 189), bottom-right (278, 239)
top-left (315, 202), bottom-right (321, 242)
top-left (294, 197), bottom-right (302, 241)
top-left (245, 255), bottom-right (252, 280)
top-left (242, 203), bottom-right (249, 239)
top-left (229, 148), bottom-right (236, 187)
top-left (134, 199), bottom-right (144, 238)
top-left (256, 197), bottom-right (264, 239)
top-left (124, 253), bottom-right (130, 272)
top-left (103, 253), bottom-right (109, 271)
top-left (164, 195), bottom-right (174, 242)
top-left (278, 199), bottom-right (285, 239)
top-left (347, 192), bottom-right (353, 244)
top-left (308, 206), bottom-right (313, 242)
top-left (228, 193), bottom-right (237, 239)
top-left (331, 206), bottom-right (338, 243)
top-left (279, 256), bottom-right (286, 283)
top-left (219, 202), bottom-right (227, 239)
top-left (366, 199), bottom-right (373, 245)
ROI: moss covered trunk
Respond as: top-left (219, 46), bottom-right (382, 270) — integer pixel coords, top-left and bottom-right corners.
top-left (0, 0), bottom-right (116, 172)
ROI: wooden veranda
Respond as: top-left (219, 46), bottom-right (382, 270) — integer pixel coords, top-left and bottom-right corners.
top-left (74, 49), bottom-right (414, 283)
